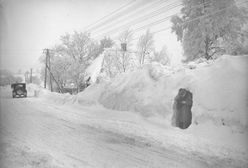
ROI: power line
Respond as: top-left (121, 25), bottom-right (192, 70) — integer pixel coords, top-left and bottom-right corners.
top-left (132, 5), bottom-right (181, 32)
top-left (94, 3), bottom-right (182, 38)
top-left (86, 0), bottom-right (167, 32)
top-left (88, 0), bottom-right (174, 33)
top-left (84, 0), bottom-right (136, 31)
top-left (94, 0), bottom-right (213, 38)
top-left (93, 1), bottom-right (182, 35)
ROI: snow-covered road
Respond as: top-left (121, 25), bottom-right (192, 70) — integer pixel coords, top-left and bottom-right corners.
top-left (0, 89), bottom-right (245, 168)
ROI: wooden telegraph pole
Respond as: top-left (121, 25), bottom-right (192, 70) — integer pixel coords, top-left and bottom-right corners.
top-left (43, 48), bottom-right (63, 93)
top-left (44, 49), bottom-right (48, 88)
top-left (121, 43), bottom-right (127, 72)
top-left (47, 49), bottom-right (53, 92)
top-left (30, 68), bottom-right (33, 83)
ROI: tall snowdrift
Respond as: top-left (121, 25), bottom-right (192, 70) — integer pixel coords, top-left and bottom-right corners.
top-left (78, 55), bottom-right (248, 131)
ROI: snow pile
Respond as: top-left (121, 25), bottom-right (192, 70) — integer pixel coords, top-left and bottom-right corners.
top-left (79, 55), bottom-right (248, 131)
top-left (39, 90), bottom-right (77, 104)
top-left (189, 56), bottom-right (248, 131)
top-left (26, 84), bottom-right (77, 105)
top-left (98, 64), bottom-right (171, 117)
top-left (76, 82), bottom-right (107, 106)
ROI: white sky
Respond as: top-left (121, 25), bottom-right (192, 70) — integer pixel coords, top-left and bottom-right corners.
top-left (0, 0), bottom-right (182, 73)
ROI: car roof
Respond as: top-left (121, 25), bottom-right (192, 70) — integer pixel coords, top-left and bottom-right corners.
top-left (12, 83), bottom-right (26, 86)
top-left (12, 83), bottom-right (26, 85)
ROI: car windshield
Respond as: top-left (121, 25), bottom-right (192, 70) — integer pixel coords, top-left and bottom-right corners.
top-left (13, 84), bottom-right (25, 89)
top-left (16, 84), bottom-right (24, 88)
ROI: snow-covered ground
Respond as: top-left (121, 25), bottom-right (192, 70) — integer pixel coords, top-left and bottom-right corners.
top-left (1, 55), bottom-right (248, 167)
top-left (1, 88), bottom-right (232, 168)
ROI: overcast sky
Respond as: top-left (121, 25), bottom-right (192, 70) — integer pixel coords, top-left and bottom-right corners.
top-left (0, 0), bottom-right (182, 73)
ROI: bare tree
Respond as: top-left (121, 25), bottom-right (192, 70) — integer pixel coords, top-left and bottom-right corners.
top-left (118, 29), bottom-right (133, 48)
top-left (102, 47), bottom-right (136, 78)
top-left (99, 36), bottom-right (114, 53)
top-left (40, 31), bottom-right (99, 93)
top-left (137, 29), bottom-right (154, 65)
top-left (102, 49), bottom-right (119, 78)
top-left (116, 30), bottom-right (134, 73)
top-left (58, 32), bottom-right (99, 92)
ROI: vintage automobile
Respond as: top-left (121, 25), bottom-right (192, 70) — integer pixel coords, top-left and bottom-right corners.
top-left (11, 83), bottom-right (27, 98)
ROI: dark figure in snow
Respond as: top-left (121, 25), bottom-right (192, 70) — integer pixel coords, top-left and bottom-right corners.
top-left (85, 77), bottom-right (91, 88)
top-left (172, 88), bottom-right (193, 129)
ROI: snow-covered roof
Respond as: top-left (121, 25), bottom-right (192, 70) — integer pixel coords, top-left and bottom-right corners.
top-left (85, 53), bottom-right (105, 83)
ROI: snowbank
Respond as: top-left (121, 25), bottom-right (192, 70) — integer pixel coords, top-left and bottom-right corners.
top-left (26, 83), bottom-right (77, 105)
top-left (79, 55), bottom-right (248, 131)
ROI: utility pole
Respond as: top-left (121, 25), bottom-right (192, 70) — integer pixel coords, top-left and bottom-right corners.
top-left (30, 68), bottom-right (32, 83)
top-left (44, 49), bottom-right (48, 88)
top-left (48, 49), bottom-right (53, 92)
top-left (43, 48), bottom-right (63, 93)
top-left (45, 63), bottom-right (63, 93)
top-left (121, 43), bottom-right (127, 72)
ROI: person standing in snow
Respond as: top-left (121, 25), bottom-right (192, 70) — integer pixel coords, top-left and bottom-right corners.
top-left (172, 88), bottom-right (193, 129)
